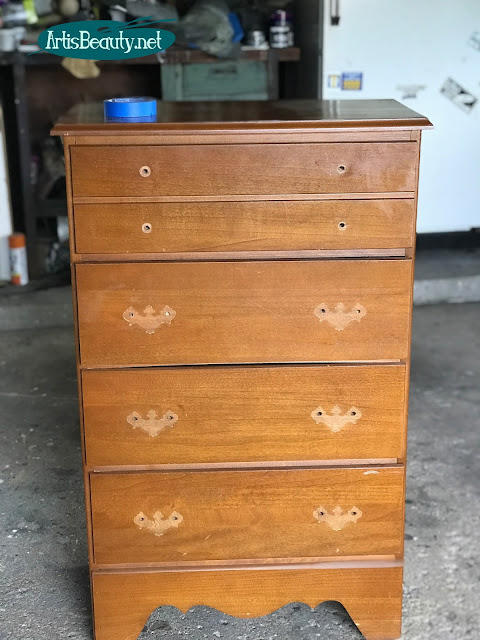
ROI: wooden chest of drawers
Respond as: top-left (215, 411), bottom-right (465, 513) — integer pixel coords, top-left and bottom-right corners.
top-left (53, 99), bottom-right (431, 640)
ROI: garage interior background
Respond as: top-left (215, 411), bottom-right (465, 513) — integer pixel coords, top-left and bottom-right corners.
top-left (0, 1), bottom-right (479, 639)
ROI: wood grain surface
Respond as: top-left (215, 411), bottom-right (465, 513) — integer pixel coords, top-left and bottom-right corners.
top-left (70, 143), bottom-right (417, 197)
top-left (90, 466), bottom-right (405, 565)
top-left (73, 199), bottom-right (415, 254)
top-left (75, 259), bottom-right (413, 367)
top-left (82, 364), bottom-right (407, 466)
top-left (71, 130), bottom-right (415, 147)
top-left (72, 249), bottom-right (407, 264)
top-left (92, 565), bottom-right (403, 640)
top-left (51, 96), bottom-right (432, 136)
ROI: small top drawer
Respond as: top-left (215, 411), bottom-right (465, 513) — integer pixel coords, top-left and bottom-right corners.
top-left (70, 143), bottom-right (418, 198)
top-left (73, 199), bottom-right (415, 255)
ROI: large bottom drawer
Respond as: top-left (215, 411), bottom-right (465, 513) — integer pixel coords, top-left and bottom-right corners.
top-left (92, 565), bottom-right (403, 640)
top-left (82, 364), bottom-right (407, 466)
top-left (90, 467), bottom-right (404, 566)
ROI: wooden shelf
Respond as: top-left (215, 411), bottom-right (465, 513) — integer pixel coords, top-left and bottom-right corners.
top-left (0, 47), bottom-right (300, 67)
top-left (163, 46), bottom-right (300, 64)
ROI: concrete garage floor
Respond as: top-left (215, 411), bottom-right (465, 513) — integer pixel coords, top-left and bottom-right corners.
top-left (0, 288), bottom-right (479, 640)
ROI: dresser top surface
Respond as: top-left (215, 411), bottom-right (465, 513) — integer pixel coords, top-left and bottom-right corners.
top-left (52, 99), bottom-right (432, 136)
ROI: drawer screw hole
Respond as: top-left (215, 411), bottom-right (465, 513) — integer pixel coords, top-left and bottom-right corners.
top-left (338, 221), bottom-right (347, 229)
top-left (316, 411), bottom-right (323, 416)
top-left (337, 164), bottom-right (346, 173)
top-left (351, 411), bottom-right (356, 416)
top-left (142, 223), bottom-right (152, 233)
top-left (140, 165), bottom-right (151, 177)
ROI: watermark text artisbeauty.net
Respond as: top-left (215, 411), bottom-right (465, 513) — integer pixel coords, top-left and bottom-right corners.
top-left (44, 29), bottom-right (164, 54)
top-left (36, 19), bottom-right (175, 59)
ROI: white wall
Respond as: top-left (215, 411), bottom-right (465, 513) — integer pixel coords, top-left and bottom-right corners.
top-left (0, 106), bottom-right (13, 281)
top-left (322, 0), bottom-right (480, 234)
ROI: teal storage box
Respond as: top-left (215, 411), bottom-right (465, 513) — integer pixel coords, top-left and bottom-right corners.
top-left (161, 60), bottom-right (271, 101)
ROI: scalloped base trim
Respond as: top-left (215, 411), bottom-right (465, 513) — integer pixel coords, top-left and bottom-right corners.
top-left (92, 565), bottom-right (403, 640)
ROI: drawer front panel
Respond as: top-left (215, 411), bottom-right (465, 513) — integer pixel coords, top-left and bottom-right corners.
top-left (82, 364), bottom-right (407, 466)
top-left (70, 143), bottom-right (417, 197)
top-left (76, 259), bottom-right (413, 367)
top-left (90, 467), bottom-right (405, 565)
top-left (74, 200), bottom-right (415, 254)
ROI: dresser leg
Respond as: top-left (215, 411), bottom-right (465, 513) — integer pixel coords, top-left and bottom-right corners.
top-left (92, 565), bottom-right (403, 640)
top-left (341, 586), bottom-right (403, 639)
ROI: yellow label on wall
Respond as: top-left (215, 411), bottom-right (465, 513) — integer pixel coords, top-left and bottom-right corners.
top-left (341, 72), bottom-right (363, 91)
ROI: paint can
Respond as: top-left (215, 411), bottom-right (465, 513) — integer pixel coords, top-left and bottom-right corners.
top-left (0, 29), bottom-right (18, 52)
top-left (269, 10), bottom-right (294, 49)
top-left (9, 233), bottom-right (29, 285)
top-left (246, 29), bottom-right (267, 48)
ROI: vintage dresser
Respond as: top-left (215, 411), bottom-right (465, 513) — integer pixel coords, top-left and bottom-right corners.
top-left (53, 100), bottom-right (431, 640)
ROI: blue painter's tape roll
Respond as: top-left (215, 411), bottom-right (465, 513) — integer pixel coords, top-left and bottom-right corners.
top-left (104, 97), bottom-right (157, 122)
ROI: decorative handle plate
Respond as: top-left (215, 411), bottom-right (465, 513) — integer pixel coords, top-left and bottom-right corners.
top-left (134, 511), bottom-right (183, 537)
top-left (311, 405), bottom-right (361, 433)
top-left (314, 303), bottom-right (366, 331)
top-left (123, 305), bottom-right (176, 334)
top-left (127, 410), bottom-right (178, 437)
top-left (313, 506), bottom-right (363, 531)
